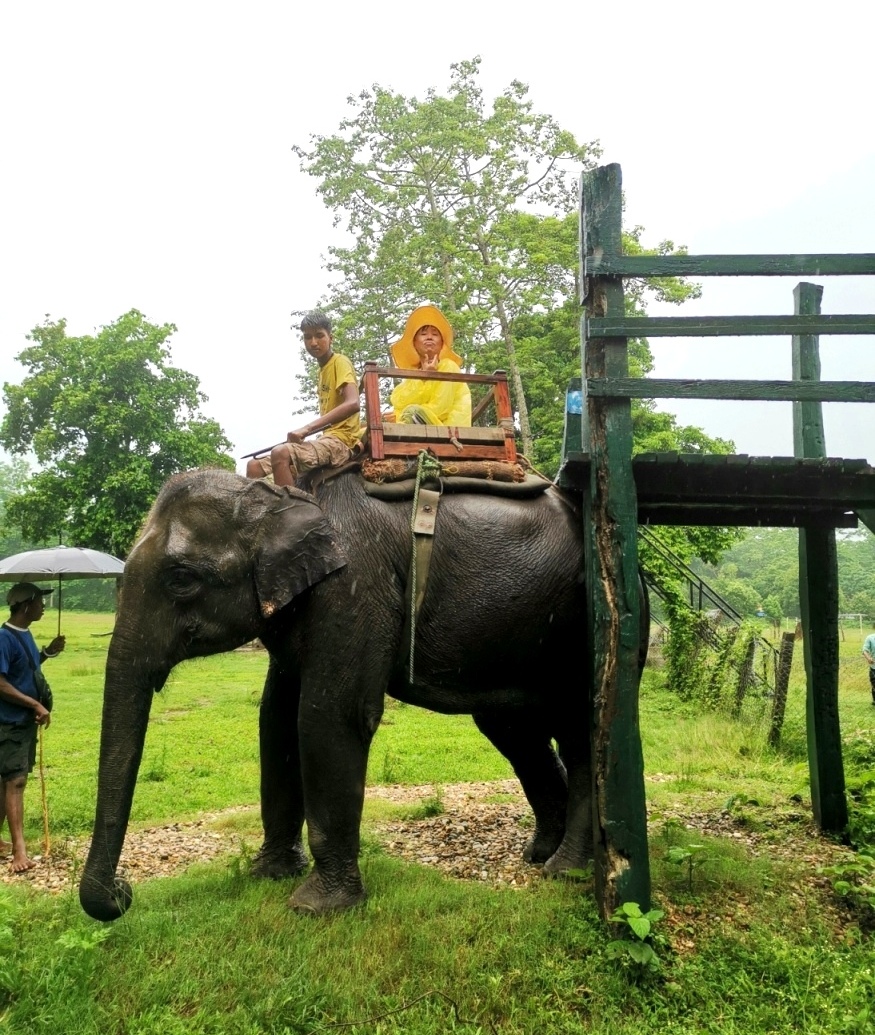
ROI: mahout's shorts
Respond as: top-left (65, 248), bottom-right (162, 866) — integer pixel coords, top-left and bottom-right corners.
top-left (252, 436), bottom-right (353, 479)
top-left (0, 723), bottom-right (37, 779)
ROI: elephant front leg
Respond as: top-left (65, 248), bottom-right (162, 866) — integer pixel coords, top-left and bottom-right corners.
top-left (289, 702), bottom-right (379, 915)
top-left (251, 659), bottom-right (309, 880)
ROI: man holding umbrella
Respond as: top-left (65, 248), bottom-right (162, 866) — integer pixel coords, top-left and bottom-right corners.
top-left (0, 583), bottom-right (65, 872)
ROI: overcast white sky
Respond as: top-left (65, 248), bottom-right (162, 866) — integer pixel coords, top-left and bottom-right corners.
top-left (2, 0), bottom-right (873, 471)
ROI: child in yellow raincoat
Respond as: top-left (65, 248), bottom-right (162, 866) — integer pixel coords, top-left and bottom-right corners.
top-left (389, 305), bottom-right (472, 426)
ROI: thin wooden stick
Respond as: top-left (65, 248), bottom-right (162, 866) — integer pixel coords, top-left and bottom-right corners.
top-left (38, 726), bottom-right (50, 856)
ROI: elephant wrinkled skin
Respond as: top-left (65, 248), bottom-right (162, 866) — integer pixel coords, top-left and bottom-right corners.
top-left (79, 468), bottom-right (644, 920)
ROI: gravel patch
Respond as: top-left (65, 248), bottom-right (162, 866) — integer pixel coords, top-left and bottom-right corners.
top-left (1, 779), bottom-right (856, 899)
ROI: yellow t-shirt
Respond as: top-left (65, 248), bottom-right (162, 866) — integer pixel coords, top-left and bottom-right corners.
top-left (319, 353), bottom-right (361, 448)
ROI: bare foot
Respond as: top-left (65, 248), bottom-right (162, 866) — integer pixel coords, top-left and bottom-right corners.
top-left (10, 853), bottom-right (35, 873)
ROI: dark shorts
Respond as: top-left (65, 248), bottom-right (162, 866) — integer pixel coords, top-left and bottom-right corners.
top-left (869, 667), bottom-right (875, 692)
top-left (0, 723), bottom-right (37, 780)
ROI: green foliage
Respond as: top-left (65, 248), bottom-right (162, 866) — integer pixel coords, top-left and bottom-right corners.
top-left (821, 729), bottom-right (875, 919)
top-left (1, 310), bottom-right (234, 556)
top-left (846, 772), bottom-right (875, 849)
top-left (661, 595), bottom-right (714, 702)
top-left (294, 57), bottom-right (593, 454)
top-left (294, 58), bottom-right (704, 461)
top-left (821, 852), bottom-right (875, 916)
top-left (0, 457), bottom-right (38, 557)
top-left (1, 469), bottom-right (118, 607)
top-left (606, 901), bottom-right (665, 976)
top-left (696, 526), bottom-right (875, 624)
top-left (666, 843), bottom-right (709, 892)
top-left (401, 786), bottom-right (446, 821)
top-left (661, 589), bottom-right (765, 711)
top-left (762, 593), bottom-right (784, 624)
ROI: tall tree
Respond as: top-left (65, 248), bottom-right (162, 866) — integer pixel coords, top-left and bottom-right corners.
top-left (1, 310), bottom-right (234, 556)
top-left (0, 457), bottom-right (34, 558)
top-left (294, 59), bottom-right (702, 458)
top-left (293, 57), bottom-right (595, 455)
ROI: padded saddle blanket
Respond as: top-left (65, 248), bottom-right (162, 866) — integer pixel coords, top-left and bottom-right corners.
top-left (359, 457), bottom-right (552, 500)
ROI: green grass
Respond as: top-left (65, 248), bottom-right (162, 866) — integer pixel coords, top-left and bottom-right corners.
top-left (2, 613), bottom-right (874, 1034)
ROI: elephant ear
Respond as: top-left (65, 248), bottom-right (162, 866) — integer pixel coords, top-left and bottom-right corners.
top-left (251, 484), bottom-right (348, 618)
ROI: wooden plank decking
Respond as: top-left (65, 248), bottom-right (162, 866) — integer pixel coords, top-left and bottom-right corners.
top-left (558, 453), bottom-right (875, 528)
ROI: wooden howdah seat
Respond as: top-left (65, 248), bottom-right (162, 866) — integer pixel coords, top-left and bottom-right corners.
top-left (360, 361), bottom-right (517, 463)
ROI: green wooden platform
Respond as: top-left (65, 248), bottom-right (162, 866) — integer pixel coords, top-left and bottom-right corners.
top-left (559, 452), bottom-right (875, 529)
top-left (575, 162), bottom-right (874, 921)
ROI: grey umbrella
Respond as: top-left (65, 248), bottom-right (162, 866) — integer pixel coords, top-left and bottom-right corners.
top-left (0, 546), bottom-right (125, 635)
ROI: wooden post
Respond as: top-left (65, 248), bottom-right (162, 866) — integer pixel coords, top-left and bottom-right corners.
top-left (792, 283), bottom-right (848, 833)
top-left (733, 637), bottom-right (756, 715)
top-left (362, 362), bottom-right (385, 460)
top-left (768, 631), bottom-right (796, 748)
top-left (581, 165), bottom-right (650, 917)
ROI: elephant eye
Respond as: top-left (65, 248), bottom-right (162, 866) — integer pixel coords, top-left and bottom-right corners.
top-left (163, 565), bottom-right (202, 599)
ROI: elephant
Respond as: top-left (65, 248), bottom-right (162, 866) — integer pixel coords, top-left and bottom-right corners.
top-left (79, 466), bottom-right (646, 921)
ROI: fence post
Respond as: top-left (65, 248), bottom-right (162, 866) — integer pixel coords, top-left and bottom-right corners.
top-left (792, 282), bottom-right (847, 833)
top-left (768, 631), bottom-right (796, 748)
top-left (733, 636), bottom-right (756, 715)
top-left (581, 164), bottom-right (650, 917)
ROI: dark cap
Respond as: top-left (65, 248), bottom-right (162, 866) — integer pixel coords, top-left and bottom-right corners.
top-left (6, 583), bottom-right (53, 607)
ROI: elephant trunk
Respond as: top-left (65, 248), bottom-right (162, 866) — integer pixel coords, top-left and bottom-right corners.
top-left (79, 639), bottom-right (162, 921)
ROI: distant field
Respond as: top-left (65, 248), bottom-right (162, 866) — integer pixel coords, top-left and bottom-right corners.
top-left (27, 611), bottom-right (875, 841)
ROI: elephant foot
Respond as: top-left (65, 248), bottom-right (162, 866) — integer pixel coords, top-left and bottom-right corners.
top-left (250, 840), bottom-right (309, 880)
top-left (522, 826), bottom-right (565, 866)
top-left (542, 840), bottom-right (593, 877)
top-left (288, 871), bottom-right (366, 916)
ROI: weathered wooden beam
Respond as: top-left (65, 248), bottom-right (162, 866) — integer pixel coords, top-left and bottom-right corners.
top-left (558, 453), bottom-right (875, 514)
top-left (799, 526), bottom-right (847, 832)
top-left (633, 463), bottom-right (875, 507)
top-left (792, 284), bottom-right (828, 458)
top-left (588, 314), bottom-right (875, 338)
top-left (581, 164), bottom-right (650, 918)
top-left (637, 507), bottom-right (857, 529)
top-left (793, 282), bottom-right (848, 835)
top-left (586, 378), bottom-right (875, 402)
top-left (585, 254), bottom-right (875, 277)
top-left (361, 364), bottom-right (514, 386)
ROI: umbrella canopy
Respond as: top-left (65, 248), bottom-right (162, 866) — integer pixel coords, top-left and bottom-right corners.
top-left (0, 546), bottom-right (125, 581)
top-left (0, 546), bottom-right (125, 635)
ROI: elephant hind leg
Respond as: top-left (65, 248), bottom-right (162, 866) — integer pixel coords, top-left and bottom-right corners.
top-left (472, 711), bottom-right (568, 866)
top-left (542, 734), bottom-right (594, 877)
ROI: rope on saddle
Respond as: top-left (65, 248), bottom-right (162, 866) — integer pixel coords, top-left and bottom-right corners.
top-left (408, 450), bottom-right (442, 682)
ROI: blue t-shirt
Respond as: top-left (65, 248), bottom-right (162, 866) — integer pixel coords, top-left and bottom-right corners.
top-left (864, 633), bottom-right (875, 670)
top-left (0, 625), bottom-right (40, 725)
